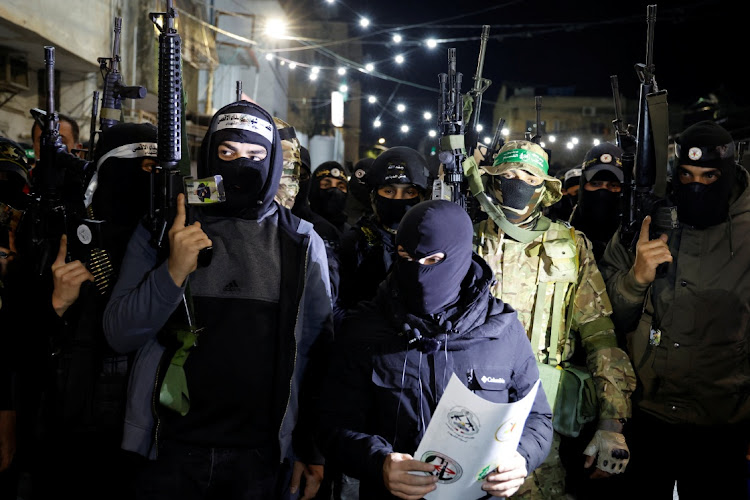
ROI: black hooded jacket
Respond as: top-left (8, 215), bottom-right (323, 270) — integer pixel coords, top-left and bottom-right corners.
top-left (316, 254), bottom-right (554, 499)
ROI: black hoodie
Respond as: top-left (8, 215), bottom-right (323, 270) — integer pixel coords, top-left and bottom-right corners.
top-left (197, 100), bottom-right (282, 220)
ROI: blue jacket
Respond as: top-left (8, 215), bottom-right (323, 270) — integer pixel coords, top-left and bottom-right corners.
top-left (103, 205), bottom-right (333, 461)
top-left (316, 254), bottom-right (553, 499)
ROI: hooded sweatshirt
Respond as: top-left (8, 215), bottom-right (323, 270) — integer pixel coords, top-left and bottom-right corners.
top-left (317, 200), bottom-right (553, 499)
top-left (104, 100), bottom-right (333, 462)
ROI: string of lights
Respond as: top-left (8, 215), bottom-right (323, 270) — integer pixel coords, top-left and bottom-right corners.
top-left (177, 0), bottom-right (690, 150)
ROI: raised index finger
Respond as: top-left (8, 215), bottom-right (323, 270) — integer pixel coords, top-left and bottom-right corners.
top-left (173, 193), bottom-right (186, 229)
top-left (53, 234), bottom-right (68, 266)
top-left (638, 215), bottom-right (651, 244)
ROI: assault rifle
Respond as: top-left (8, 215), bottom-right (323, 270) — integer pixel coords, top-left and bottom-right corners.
top-left (98, 17), bottom-right (147, 132)
top-left (610, 75), bottom-right (636, 155)
top-left (434, 48), bottom-right (469, 211)
top-left (147, 0), bottom-right (184, 252)
top-left (465, 25), bottom-right (492, 159)
top-left (22, 47), bottom-right (100, 277)
top-left (529, 96), bottom-right (543, 144)
top-left (620, 4), bottom-right (673, 250)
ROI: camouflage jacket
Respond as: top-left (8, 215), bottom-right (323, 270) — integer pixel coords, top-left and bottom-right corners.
top-left (475, 217), bottom-right (635, 420)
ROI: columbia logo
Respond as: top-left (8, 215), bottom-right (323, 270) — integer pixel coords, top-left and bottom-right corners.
top-left (223, 280), bottom-right (241, 293)
top-left (481, 375), bottom-right (506, 384)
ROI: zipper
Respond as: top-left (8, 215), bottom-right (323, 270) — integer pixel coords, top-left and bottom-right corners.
top-left (151, 359), bottom-right (162, 458)
top-left (278, 239), bottom-right (309, 463)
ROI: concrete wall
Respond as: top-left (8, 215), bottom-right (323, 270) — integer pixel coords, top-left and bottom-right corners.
top-left (0, 0), bottom-right (114, 67)
top-left (200, 0), bottom-right (289, 119)
top-left (0, 0), bottom-right (147, 146)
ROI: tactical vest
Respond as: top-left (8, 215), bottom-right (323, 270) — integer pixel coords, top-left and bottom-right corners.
top-left (477, 219), bottom-right (579, 366)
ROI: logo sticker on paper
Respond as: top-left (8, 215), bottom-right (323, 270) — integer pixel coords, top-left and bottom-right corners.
top-left (476, 463), bottom-right (498, 481)
top-left (77, 224), bottom-right (92, 245)
top-left (446, 406), bottom-right (480, 440)
top-left (688, 147), bottom-right (703, 160)
top-left (495, 417), bottom-right (523, 443)
top-left (420, 451), bottom-right (463, 483)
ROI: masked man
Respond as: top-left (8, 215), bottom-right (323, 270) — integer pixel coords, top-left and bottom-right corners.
top-left (317, 199), bottom-right (553, 500)
top-left (104, 99), bottom-right (333, 499)
top-left (598, 120), bottom-right (750, 499)
top-left (335, 146), bottom-right (429, 323)
top-left (570, 143), bottom-right (624, 261)
top-left (309, 161), bottom-right (350, 235)
top-left (474, 139), bottom-right (636, 499)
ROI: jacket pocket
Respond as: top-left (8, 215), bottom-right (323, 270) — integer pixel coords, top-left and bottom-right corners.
top-left (629, 312), bottom-right (658, 398)
top-left (468, 368), bottom-right (513, 404)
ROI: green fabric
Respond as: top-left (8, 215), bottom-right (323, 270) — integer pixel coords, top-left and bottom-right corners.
top-left (463, 93), bottom-right (474, 123)
top-left (463, 154), bottom-right (549, 244)
top-left (578, 316), bottom-right (618, 350)
top-left (493, 148), bottom-right (550, 174)
top-left (537, 361), bottom-right (598, 438)
top-left (439, 134), bottom-right (467, 152)
top-left (537, 361), bottom-right (562, 410)
top-left (646, 91), bottom-right (670, 199)
top-left (159, 327), bottom-right (197, 416)
top-left (530, 281), bottom-right (548, 362)
top-left (552, 363), bottom-right (598, 438)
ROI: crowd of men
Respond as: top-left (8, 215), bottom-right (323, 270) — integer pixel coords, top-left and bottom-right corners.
top-left (0, 83), bottom-right (749, 500)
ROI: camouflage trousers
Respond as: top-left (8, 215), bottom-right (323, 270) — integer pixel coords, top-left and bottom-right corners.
top-left (512, 432), bottom-right (567, 499)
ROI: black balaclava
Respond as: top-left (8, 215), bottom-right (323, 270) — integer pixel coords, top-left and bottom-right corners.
top-left (88, 122), bottom-right (156, 225)
top-left (496, 176), bottom-right (545, 225)
top-left (578, 170), bottom-right (621, 240)
top-left (85, 123), bottom-right (158, 265)
top-left (368, 146), bottom-right (429, 232)
top-left (291, 146), bottom-right (313, 219)
top-left (198, 101), bottom-right (281, 220)
top-left (350, 157), bottom-right (375, 209)
top-left (575, 142), bottom-right (624, 237)
top-left (309, 161), bottom-right (348, 227)
top-left (395, 199), bottom-right (473, 316)
top-left (673, 120), bottom-right (736, 229)
top-left (0, 137), bottom-right (32, 210)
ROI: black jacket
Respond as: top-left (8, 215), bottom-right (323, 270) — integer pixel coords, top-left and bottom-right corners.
top-left (316, 255), bottom-right (554, 499)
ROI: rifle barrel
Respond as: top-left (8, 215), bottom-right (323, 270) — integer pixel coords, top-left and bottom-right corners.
top-left (44, 47), bottom-right (56, 132)
top-left (645, 4), bottom-right (657, 83)
top-left (112, 17), bottom-right (122, 73)
top-left (88, 91), bottom-right (99, 161)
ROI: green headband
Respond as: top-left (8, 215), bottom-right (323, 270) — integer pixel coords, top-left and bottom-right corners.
top-left (493, 148), bottom-right (549, 174)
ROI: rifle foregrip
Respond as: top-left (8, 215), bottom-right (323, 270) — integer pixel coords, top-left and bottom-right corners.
top-left (157, 32), bottom-right (182, 163)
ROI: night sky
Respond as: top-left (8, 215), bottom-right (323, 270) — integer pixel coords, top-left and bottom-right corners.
top-left (285, 0), bottom-right (748, 150)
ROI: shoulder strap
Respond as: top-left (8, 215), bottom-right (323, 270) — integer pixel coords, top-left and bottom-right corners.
top-left (531, 225), bottom-right (579, 366)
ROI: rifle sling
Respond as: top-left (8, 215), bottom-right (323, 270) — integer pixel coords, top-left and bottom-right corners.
top-left (647, 91), bottom-right (669, 199)
top-left (462, 155), bottom-right (549, 244)
top-left (100, 107), bottom-right (121, 121)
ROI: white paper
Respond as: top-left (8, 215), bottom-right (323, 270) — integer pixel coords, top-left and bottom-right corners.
top-left (412, 374), bottom-right (541, 500)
